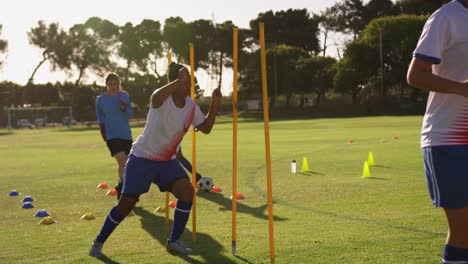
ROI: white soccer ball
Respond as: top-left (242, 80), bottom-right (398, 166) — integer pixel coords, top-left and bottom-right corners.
top-left (198, 176), bottom-right (214, 192)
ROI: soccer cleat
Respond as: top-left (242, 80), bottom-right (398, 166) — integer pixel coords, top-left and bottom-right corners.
top-left (166, 240), bottom-right (192, 255)
top-left (89, 240), bottom-right (103, 257)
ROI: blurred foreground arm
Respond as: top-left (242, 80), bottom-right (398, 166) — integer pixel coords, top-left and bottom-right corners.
top-left (407, 57), bottom-right (468, 96)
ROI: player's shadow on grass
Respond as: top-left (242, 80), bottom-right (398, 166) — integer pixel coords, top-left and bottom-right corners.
top-left (133, 206), bottom-right (243, 264)
top-left (96, 254), bottom-right (121, 264)
top-left (197, 192), bottom-right (288, 222)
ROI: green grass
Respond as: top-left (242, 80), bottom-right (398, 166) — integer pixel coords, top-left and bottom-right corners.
top-left (0, 116), bottom-right (446, 263)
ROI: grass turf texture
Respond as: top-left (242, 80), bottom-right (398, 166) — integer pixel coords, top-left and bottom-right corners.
top-left (0, 116), bottom-right (445, 263)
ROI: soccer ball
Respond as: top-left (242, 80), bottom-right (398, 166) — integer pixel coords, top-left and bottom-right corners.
top-left (198, 176), bottom-right (214, 192)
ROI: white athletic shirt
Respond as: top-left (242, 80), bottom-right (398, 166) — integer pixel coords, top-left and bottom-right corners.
top-left (130, 96), bottom-right (205, 160)
top-left (413, 0), bottom-right (468, 147)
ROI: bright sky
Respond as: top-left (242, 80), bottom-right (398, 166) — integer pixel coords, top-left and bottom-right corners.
top-left (0, 0), bottom-right (342, 94)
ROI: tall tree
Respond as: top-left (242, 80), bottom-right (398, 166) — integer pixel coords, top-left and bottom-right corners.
top-left (27, 21), bottom-right (73, 84)
top-left (163, 17), bottom-right (191, 63)
top-left (296, 56), bottom-right (337, 107)
top-left (334, 15), bottom-right (427, 104)
top-left (137, 19), bottom-right (163, 77)
top-left (334, 41), bottom-right (379, 104)
top-left (0, 25), bottom-right (7, 69)
top-left (189, 19), bottom-right (215, 71)
top-left (117, 19), bottom-right (164, 82)
top-left (212, 21), bottom-right (235, 89)
top-left (359, 15), bottom-right (428, 102)
top-left (266, 45), bottom-right (310, 107)
top-left (316, 12), bottom-right (333, 57)
top-left (365, 0), bottom-right (397, 24)
top-left (394, 0), bottom-right (448, 15)
top-left (249, 9), bottom-right (320, 54)
top-left (68, 17), bottom-right (119, 86)
top-left (117, 22), bottom-right (141, 82)
top-left (323, 0), bottom-right (367, 40)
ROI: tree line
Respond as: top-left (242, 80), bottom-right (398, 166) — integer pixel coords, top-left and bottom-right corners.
top-left (0, 0), bottom-right (450, 125)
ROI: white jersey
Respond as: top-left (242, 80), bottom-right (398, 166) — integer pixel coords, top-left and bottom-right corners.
top-left (413, 0), bottom-right (468, 147)
top-left (130, 96), bottom-right (205, 160)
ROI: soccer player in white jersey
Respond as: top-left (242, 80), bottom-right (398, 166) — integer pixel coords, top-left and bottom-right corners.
top-left (407, 0), bottom-right (468, 263)
top-left (89, 62), bottom-right (222, 257)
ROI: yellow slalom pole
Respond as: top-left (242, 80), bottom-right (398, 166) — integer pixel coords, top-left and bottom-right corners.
top-left (190, 44), bottom-right (197, 241)
top-left (231, 27), bottom-right (239, 255)
top-left (259, 22), bottom-right (275, 264)
top-left (165, 52), bottom-right (172, 234)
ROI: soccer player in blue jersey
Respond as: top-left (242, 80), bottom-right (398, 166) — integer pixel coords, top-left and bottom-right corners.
top-left (96, 73), bottom-right (133, 199)
top-left (407, 1), bottom-right (468, 263)
top-left (89, 63), bottom-right (222, 257)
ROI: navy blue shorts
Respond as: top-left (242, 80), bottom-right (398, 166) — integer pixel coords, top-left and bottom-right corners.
top-left (422, 145), bottom-right (468, 208)
top-left (122, 155), bottom-right (189, 195)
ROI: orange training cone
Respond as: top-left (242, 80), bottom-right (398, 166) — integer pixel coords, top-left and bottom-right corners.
top-left (211, 186), bottom-right (222, 193)
top-left (169, 201), bottom-right (176, 208)
top-left (230, 193), bottom-right (245, 200)
top-left (97, 183), bottom-right (108, 189)
top-left (106, 189), bottom-right (117, 196)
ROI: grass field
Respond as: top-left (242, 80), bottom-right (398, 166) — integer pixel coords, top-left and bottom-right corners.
top-left (0, 116), bottom-right (446, 264)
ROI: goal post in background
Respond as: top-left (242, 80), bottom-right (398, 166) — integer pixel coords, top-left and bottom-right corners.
top-left (7, 106), bottom-right (73, 129)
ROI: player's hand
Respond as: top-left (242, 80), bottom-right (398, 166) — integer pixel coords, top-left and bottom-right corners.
top-left (99, 124), bottom-right (106, 141)
top-left (119, 98), bottom-right (127, 112)
top-left (211, 88), bottom-right (222, 104)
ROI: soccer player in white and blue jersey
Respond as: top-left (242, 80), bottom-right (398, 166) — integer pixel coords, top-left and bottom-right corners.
top-left (89, 63), bottom-right (222, 257)
top-left (96, 73), bottom-right (134, 199)
top-left (407, 1), bottom-right (468, 263)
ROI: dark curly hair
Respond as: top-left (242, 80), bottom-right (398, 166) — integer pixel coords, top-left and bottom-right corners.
top-left (167, 62), bottom-right (186, 82)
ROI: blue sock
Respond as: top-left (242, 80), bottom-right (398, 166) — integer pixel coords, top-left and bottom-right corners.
top-left (443, 244), bottom-right (468, 263)
top-left (95, 207), bottom-right (126, 243)
top-left (169, 200), bottom-right (192, 242)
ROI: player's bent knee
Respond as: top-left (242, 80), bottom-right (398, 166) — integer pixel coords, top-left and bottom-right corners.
top-left (116, 195), bottom-right (139, 215)
top-left (171, 179), bottom-right (194, 202)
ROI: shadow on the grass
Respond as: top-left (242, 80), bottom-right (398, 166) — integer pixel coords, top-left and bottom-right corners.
top-left (196, 191), bottom-right (288, 222)
top-left (361, 176), bottom-right (388, 180)
top-left (297, 171), bottom-right (325, 176)
top-left (97, 254), bottom-right (121, 264)
top-left (0, 131), bottom-right (14, 136)
top-left (133, 207), bottom-right (242, 264)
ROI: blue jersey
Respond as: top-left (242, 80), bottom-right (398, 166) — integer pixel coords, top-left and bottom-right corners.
top-left (96, 91), bottom-right (133, 141)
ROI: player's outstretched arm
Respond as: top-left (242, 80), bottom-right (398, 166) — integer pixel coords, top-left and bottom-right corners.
top-left (196, 88), bottom-right (222, 134)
